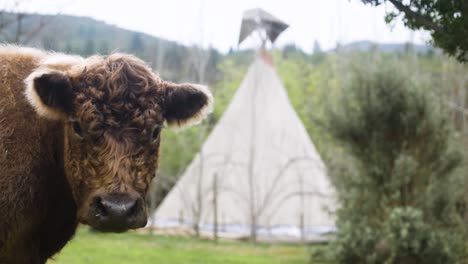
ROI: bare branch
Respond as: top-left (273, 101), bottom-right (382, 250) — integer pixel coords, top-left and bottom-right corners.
top-left (263, 190), bottom-right (332, 223)
top-left (257, 156), bottom-right (324, 216)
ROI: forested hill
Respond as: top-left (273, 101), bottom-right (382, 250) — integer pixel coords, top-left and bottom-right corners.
top-left (0, 12), bottom-right (223, 84)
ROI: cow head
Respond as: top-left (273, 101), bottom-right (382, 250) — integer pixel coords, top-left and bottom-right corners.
top-left (24, 53), bottom-right (213, 232)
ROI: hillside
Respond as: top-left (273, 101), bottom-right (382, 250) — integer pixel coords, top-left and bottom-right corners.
top-left (0, 12), bottom-right (222, 83)
top-left (336, 40), bottom-right (437, 54)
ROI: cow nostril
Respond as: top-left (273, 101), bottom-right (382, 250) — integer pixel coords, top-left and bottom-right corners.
top-left (94, 197), bottom-right (108, 217)
top-left (94, 194), bottom-right (140, 219)
top-left (126, 199), bottom-right (138, 218)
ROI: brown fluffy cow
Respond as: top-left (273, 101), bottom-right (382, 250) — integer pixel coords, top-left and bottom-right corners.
top-left (0, 45), bottom-right (213, 263)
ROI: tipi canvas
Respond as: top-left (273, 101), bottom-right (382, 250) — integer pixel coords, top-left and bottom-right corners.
top-left (152, 54), bottom-right (336, 242)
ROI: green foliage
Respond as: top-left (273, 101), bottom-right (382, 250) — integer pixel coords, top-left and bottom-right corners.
top-left (327, 62), bottom-right (466, 262)
top-left (330, 221), bottom-right (382, 264)
top-left (328, 64), bottom-right (462, 222)
top-left (330, 207), bottom-right (459, 264)
top-left (362, 0), bottom-right (468, 62)
top-left (385, 207), bottom-right (456, 264)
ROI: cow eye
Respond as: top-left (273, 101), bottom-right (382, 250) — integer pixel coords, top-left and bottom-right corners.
top-left (151, 125), bottom-right (163, 143)
top-left (72, 121), bottom-right (83, 139)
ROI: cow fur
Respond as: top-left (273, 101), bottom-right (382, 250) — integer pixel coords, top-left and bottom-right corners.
top-left (0, 46), bottom-right (213, 263)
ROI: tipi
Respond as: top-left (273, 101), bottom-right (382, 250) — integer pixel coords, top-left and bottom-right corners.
top-left (151, 9), bottom-right (335, 242)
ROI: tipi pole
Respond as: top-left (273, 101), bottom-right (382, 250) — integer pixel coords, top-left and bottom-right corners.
top-left (248, 55), bottom-right (259, 243)
top-left (212, 173), bottom-right (219, 242)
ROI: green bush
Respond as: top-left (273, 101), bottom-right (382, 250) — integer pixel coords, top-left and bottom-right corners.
top-left (326, 64), bottom-right (466, 263)
top-left (330, 221), bottom-right (383, 264)
top-left (330, 207), bottom-right (458, 264)
top-left (385, 207), bottom-right (455, 264)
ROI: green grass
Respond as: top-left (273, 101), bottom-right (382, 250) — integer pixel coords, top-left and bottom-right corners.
top-left (48, 228), bottom-right (321, 264)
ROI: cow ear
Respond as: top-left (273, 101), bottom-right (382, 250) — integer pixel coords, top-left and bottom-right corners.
top-left (162, 82), bottom-right (213, 129)
top-left (25, 69), bottom-right (73, 120)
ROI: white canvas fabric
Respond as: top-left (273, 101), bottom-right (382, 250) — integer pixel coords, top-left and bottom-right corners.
top-left (151, 56), bottom-right (336, 242)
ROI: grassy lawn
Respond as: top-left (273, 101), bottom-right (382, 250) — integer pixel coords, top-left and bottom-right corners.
top-left (48, 228), bottom-right (321, 264)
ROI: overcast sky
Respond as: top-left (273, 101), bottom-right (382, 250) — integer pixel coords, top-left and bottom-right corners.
top-left (8, 0), bottom-right (429, 53)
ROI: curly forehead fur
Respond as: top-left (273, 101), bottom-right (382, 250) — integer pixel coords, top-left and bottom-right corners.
top-left (72, 54), bottom-right (165, 132)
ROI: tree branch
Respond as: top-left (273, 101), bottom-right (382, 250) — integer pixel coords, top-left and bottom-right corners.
top-left (388, 0), bottom-right (443, 33)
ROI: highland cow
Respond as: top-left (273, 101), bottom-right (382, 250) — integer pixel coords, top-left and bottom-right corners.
top-left (0, 45), bottom-right (213, 263)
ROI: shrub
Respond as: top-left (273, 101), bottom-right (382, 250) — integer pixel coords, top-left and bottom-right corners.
top-left (330, 221), bottom-right (383, 264)
top-left (385, 207), bottom-right (455, 264)
top-left (326, 64), bottom-right (465, 263)
top-left (330, 207), bottom-right (458, 264)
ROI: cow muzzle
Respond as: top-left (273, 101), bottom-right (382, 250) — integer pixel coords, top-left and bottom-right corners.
top-left (87, 192), bottom-right (147, 232)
